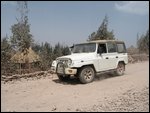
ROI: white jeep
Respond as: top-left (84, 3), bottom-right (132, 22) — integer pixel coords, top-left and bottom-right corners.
top-left (51, 40), bottom-right (128, 84)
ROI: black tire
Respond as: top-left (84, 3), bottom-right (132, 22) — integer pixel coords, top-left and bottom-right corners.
top-left (115, 62), bottom-right (125, 76)
top-left (79, 66), bottom-right (95, 84)
top-left (57, 74), bottom-right (70, 81)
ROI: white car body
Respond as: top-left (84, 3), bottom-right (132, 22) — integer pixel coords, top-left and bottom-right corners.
top-left (51, 40), bottom-right (128, 83)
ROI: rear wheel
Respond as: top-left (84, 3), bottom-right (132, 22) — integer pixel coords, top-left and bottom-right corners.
top-left (115, 62), bottom-right (125, 76)
top-left (79, 66), bottom-right (95, 84)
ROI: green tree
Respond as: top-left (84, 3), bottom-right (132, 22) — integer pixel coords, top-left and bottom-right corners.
top-left (32, 43), bottom-right (42, 53)
top-left (1, 36), bottom-right (11, 66)
top-left (137, 29), bottom-right (149, 54)
top-left (32, 42), bottom-right (71, 70)
top-left (53, 43), bottom-right (63, 59)
top-left (62, 46), bottom-right (71, 55)
top-left (37, 42), bottom-right (53, 70)
top-left (10, 1), bottom-right (33, 52)
top-left (1, 36), bottom-right (16, 74)
top-left (88, 15), bottom-right (115, 41)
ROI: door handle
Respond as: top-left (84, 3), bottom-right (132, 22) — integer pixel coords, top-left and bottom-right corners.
top-left (106, 57), bottom-right (109, 59)
top-left (116, 56), bottom-right (118, 58)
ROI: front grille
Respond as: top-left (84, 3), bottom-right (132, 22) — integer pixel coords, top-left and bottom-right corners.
top-left (58, 59), bottom-right (69, 68)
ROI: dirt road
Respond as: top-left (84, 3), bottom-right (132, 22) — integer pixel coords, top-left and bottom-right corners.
top-left (1, 61), bottom-right (149, 112)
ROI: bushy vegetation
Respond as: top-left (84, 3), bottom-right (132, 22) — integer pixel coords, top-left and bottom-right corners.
top-left (32, 42), bottom-right (71, 71)
top-left (1, 36), bottom-right (16, 75)
top-left (137, 30), bottom-right (149, 54)
top-left (1, 1), bottom-right (70, 75)
top-left (1, 36), bottom-right (71, 74)
top-left (88, 15), bottom-right (115, 41)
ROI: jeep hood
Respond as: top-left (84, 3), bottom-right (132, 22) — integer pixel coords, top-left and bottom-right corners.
top-left (57, 53), bottom-right (95, 61)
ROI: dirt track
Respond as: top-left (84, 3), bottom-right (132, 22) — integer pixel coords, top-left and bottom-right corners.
top-left (1, 61), bottom-right (149, 112)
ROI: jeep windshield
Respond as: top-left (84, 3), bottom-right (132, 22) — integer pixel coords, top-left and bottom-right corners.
top-left (72, 43), bottom-right (96, 53)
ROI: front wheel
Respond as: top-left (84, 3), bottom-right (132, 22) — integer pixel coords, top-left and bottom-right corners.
top-left (115, 62), bottom-right (125, 76)
top-left (79, 66), bottom-right (95, 84)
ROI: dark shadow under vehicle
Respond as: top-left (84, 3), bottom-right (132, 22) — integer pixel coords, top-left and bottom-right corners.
top-left (52, 72), bottom-right (124, 85)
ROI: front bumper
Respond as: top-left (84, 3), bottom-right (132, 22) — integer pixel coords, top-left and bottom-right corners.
top-left (64, 68), bottom-right (77, 75)
top-left (56, 62), bottom-right (77, 75)
top-left (56, 67), bottom-right (77, 75)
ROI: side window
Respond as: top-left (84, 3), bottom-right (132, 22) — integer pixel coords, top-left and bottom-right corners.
top-left (117, 43), bottom-right (126, 53)
top-left (107, 42), bottom-right (117, 53)
top-left (97, 44), bottom-right (107, 54)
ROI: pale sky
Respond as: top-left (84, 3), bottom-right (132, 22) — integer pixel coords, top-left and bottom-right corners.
top-left (1, 1), bottom-right (149, 47)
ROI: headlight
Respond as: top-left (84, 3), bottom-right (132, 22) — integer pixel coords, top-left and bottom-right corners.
top-left (51, 60), bottom-right (57, 67)
top-left (68, 59), bottom-right (72, 66)
top-left (56, 59), bottom-right (59, 63)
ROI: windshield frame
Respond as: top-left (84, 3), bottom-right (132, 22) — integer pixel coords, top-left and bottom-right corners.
top-left (72, 43), bottom-right (96, 53)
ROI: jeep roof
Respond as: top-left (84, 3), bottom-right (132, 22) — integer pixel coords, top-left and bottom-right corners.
top-left (88, 40), bottom-right (124, 43)
top-left (70, 40), bottom-right (125, 48)
top-left (74, 40), bottom-right (124, 45)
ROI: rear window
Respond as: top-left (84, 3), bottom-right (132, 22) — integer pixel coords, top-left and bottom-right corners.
top-left (107, 42), bottom-right (117, 53)
top-left (117, 43), bottom-right (126, 53)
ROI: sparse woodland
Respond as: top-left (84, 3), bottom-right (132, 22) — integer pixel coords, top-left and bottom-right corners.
top-left (1, 1), bottom-right (149, 78)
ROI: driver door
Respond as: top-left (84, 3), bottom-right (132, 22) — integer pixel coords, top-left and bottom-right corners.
top-left (97, 43), bottom-right (111, 71)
